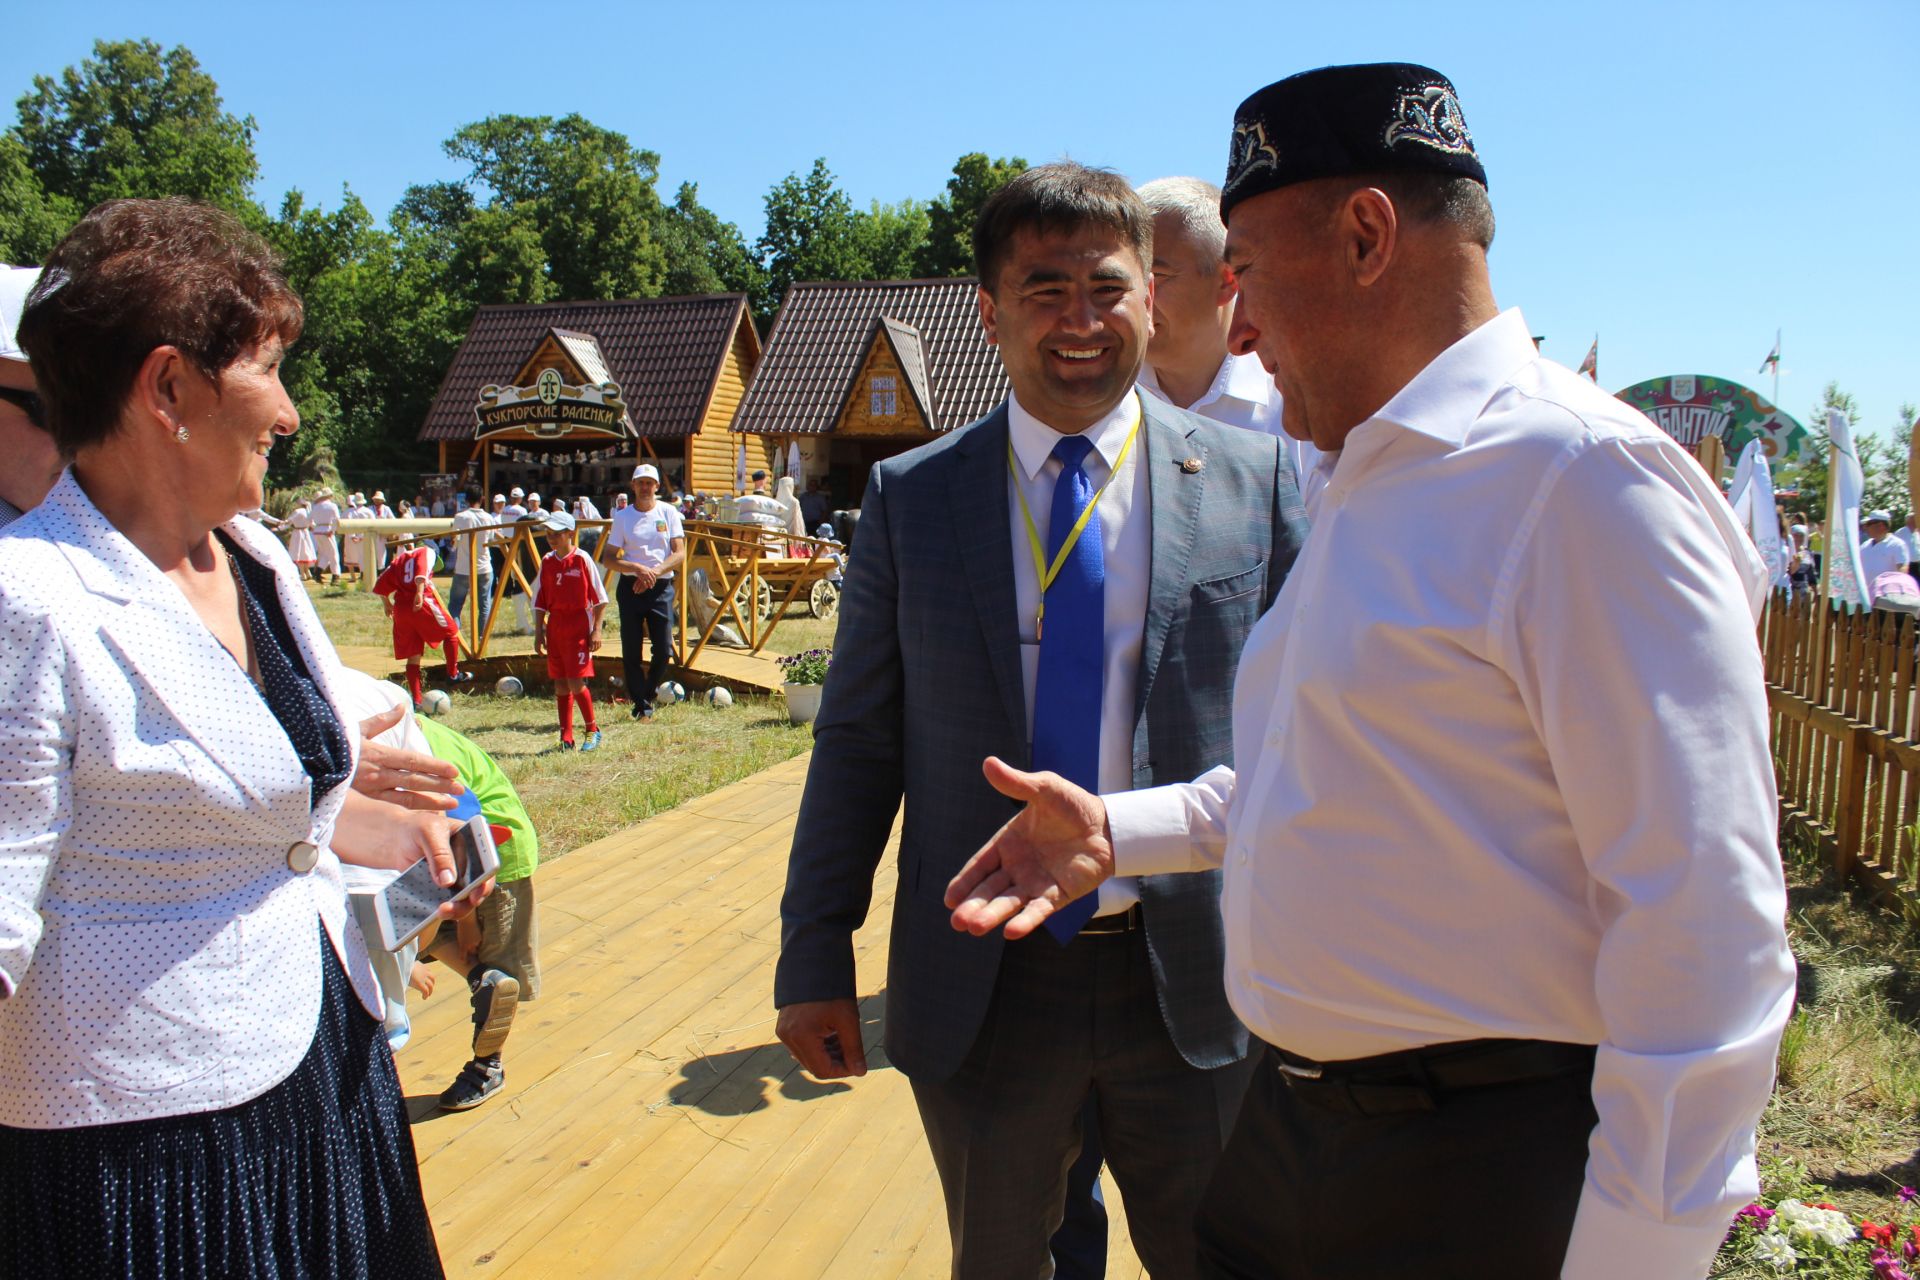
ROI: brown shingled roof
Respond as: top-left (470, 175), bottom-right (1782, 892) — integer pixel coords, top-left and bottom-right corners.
top-left (418, 295), bottom-right (755, 443)
top-left (729, 279), bottom-right (1006, 436)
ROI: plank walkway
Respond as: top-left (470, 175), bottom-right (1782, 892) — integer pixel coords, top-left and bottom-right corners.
top-left (396, 752), bottom-right (1144, 1278)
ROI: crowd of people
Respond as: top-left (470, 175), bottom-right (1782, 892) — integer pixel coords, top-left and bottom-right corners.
top-left (0, 59), bottom-right (1812, 1280)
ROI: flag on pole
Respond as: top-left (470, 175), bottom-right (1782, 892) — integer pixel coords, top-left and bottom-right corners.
top-left (1725, 438), bottom-right (1785, 588)
top-left (1575, 336), bottom-right (1598, 382)
top-left (1759, 335), bottom-right (1782, 376)
top-left (1826, 407), bottom-right (1869, 611)
top-left (736, 439), bottom-right (747, 494)
top-left (787, 440), bottom-right (803, 484)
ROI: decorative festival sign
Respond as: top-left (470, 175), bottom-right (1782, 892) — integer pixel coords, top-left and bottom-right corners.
top-left (1616, 375), bottom-right (1809, 461)
top-left (475, 370), bottom-right (628, 442)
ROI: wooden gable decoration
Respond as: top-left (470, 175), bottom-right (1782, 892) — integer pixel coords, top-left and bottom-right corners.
top-left (833, 317), bottom-right (941, 439)
top-left (475, 328), bottom-right (634, 444)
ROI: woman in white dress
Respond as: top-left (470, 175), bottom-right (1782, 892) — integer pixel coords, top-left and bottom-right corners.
top-left (287, 498), bottom-right (317, 571)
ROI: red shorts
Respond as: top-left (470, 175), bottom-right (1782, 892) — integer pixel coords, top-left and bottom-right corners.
top-left (544, 617), bottom-right (595, 680)
top-left (393, 600), bottom-right (459, 660)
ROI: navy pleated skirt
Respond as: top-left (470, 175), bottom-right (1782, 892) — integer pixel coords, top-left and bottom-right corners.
top-left (0, 929), bottom-right (443, 1279)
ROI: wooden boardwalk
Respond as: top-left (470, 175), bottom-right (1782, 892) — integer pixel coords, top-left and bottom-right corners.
top-left (396, 752), bottom-right (1144, 1278)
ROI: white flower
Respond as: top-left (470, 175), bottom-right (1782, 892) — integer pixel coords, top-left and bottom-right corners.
top-left (1751, 1229), bottom-right (1798, 1271)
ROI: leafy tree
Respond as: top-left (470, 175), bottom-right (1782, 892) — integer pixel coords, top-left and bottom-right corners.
top-left (0, 134), bottom-right (75, 262)
top-left (915, 152), bottom-right (1027, 278)
top-left (656, 182), bottom-right (764, 302)
top-left (755, 159), bottom-right (867, 316)
top-left (12, 38), bottom-right (259, 216)
top-left (441, 114), bottom-right (667, 301)
top-left (856, 198), bottom-right (931, 281)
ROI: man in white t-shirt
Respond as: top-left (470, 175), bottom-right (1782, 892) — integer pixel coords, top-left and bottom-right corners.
top-left (448, 492), bottom-right (496, 636)
top-left (1860, 511), bottom-right (1911, 598)
top-left (603, 463), bottom-right (686, 720)
top-left (499, 487), bottom-right (533, 632)
top-left (1133, 176), bottom-right (1324, 514)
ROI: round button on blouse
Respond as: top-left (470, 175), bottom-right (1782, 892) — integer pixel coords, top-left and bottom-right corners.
top-left (286, 841), bottom-right (319, 873)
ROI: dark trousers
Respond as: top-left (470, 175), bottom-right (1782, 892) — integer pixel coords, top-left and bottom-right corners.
top-left (1050, 1104), bottom-right (1107, 1279)
top-left (616, 576), bottom-right (675, 709)
top-left (910, 927), bottom-right (1252, 1280)
top-left (1196, 1042), bottom-right (1597, 1279)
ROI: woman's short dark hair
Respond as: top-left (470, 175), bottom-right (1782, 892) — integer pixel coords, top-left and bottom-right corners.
top-left (972, 162), bottom-right (1154, 296)
top-left (17, 197), bottom-right (303, 457)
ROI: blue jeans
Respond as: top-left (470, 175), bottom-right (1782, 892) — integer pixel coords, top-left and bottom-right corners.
top-left (448, 567), bottom-right (492, 640)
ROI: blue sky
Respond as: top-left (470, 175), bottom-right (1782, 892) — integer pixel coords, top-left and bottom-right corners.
top-left (16, 0), bottom-right (1918, 445)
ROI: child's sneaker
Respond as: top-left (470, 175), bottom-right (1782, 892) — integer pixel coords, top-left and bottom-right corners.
top-left (548, 738), bottom-right (577, 754)
top-left (579, 730), bottom-right (603, 752)
top-left (450, 670), bottom-right (475, 684)
top-left (470, 968), bottom-right (520, 1058)
top-left (438, 1057), bottom-right (504, 1111)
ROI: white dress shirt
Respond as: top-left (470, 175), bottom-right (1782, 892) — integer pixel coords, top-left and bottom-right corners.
top-left (1007, 390), bottom-right (1149, 917)
top-left (1106, 309), bottom-right (1793, 1278)
top-left (1139, 352), bottom-right (1325, 513)
top-left (1860, 534), bottom-right (1910, 589)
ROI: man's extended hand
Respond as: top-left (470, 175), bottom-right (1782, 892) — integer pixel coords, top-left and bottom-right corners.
top-left (355, 705), bottom-right (463, 811)
top-left (776, 998), bottom-right (868, 1079)
top-left (945, 757), bottom-right (1115, 941)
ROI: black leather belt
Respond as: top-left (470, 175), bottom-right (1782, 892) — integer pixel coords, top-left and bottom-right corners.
top-left (1077, 904), bottom-right (1143, 935)
top-left (1270, 1038), bottom-right (1595, 1116)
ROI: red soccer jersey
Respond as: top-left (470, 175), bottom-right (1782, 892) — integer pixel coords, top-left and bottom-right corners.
top-left (374, 545), bottom-right (439, 601)
top-left (535, 549), bottom-right (607, 619)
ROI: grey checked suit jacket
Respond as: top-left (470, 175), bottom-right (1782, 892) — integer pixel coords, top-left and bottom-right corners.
top-left (774, 394), bottom-right (1308, 1083)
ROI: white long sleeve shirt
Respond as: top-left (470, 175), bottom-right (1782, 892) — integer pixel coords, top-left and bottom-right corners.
top-left (1106, 308), bottom-right (1794, 1279)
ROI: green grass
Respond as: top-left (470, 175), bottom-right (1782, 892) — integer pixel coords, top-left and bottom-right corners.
top-left (305, 578), bottom-right (819, 863)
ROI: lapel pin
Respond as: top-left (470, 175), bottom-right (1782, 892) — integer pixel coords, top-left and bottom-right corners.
top-left (1180, 457), bottom-right (1203, 474)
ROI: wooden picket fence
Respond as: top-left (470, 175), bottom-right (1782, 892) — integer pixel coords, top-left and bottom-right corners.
top-left (1762, 589), bottom-right (1920, 913)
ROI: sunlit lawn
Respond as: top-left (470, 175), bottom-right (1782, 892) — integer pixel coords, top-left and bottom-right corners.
top-left (305, 577), bottom-right (828, 862)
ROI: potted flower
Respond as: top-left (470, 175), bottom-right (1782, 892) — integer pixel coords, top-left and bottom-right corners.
top-left (777, 648), bottom-right (832, 725)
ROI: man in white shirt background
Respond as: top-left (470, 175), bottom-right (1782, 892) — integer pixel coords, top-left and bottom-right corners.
top-left (0, 266), bottom-right (60, 531)
top-left (448, 491), bottom-right (495, 638)
top-left (499, 486), bottom-right (532, 633)
top-left (947, 63), bottom-right (1793, 1280)
top-left (603, 463), bottom-right (685, 721)
top-left (1859, 510), bottom-right (1910, 598)
top-left (1133, 177), bottom-right (1322, 510)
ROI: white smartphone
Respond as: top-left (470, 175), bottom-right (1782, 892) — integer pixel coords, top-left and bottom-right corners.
top-left (371, 816), bottom-right (500, 952)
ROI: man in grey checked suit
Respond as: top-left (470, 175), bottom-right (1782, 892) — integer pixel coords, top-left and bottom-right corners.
top-left (775, 164), bottom-right (1307, 1278)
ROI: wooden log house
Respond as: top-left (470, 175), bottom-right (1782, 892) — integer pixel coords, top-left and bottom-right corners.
top-left (417, 295), bottom-right (766, 507)
top-left (728, 280), bottom-right (1008, 508)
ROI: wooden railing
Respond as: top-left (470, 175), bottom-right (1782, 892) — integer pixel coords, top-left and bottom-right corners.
top-left (380, 519), bottom-right (841, 666)
top-left (1762, 590), bottom-right (1920, 912)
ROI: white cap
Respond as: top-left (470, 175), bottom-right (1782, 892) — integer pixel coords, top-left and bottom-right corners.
top-left (492, 493), bottom-right (505, 504)
top-left (632, 463), bottom-right (660, 482)
top-left (509, 486), bottom-right (524, 497)
top-left (1867, 510), bottom-right (1894, 525)
top-left (0, 266), bottom-right (41, 364)
top-left (540, 510), bottom-right (577, 533)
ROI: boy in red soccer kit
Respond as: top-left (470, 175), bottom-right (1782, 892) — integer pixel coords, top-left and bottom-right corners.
top-left (533, 510), bottom-right (609, 751)
top-left (374, 540), bottom-right (472, 709)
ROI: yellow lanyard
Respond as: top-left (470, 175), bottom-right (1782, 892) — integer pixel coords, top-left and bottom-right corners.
top-left (1008, 404), bottom-right (1143, 642)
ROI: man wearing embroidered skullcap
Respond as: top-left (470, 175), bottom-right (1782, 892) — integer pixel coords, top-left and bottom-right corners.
top-left (947, 63), bottom-right (1793, 1279)
top-left (0, 266), bottom-right (61, 529)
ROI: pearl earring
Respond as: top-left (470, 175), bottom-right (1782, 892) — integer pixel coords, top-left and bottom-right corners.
top-left (174, 423), bottom-right (190, 443)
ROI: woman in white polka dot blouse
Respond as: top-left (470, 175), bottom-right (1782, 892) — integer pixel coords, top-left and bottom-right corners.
top-left (0, 200), bottom-right (461, 1277)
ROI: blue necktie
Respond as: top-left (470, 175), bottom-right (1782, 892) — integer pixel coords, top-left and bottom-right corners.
top-left (1033, 435), bottom-right (1105, 943)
